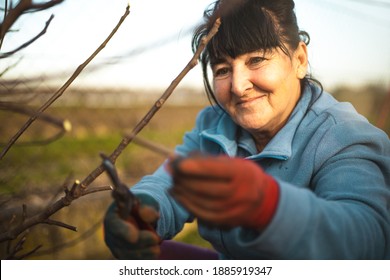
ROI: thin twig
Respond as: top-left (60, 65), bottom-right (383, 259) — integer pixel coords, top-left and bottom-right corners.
top-left (0, 101), bottom-right (71, 146)
top-left (6, 231), bottom-right (29, 259)
top-left (80, 17), bottom-right (222, 188)
top-left (0, 195), bottom-right (69, 242)
top-left (0, 0), bottom-right (63, 44)
top-left (0, 4), bottom-right (130, 159)
top-left (81, 185), bottom-right (113, 196)
top-left (0, 102), bottom-right (70, 129)
top-left (46, 174), bottom-right (74, 207)
top-left (31, 219), bottom-right (102, 257)
top-left (28, 0), bottom-right (65, 12)
top-left (0, 0), bottom-right (9, 49)
top-left (131, 134), bottom-right (174, 158)
top-left (0, 15), bottom-right (222, 246)
top-left (15, 245), bottom-right (43, 260)
top-left (0, 56), bottom-right (23, 77)
top-left (43, 219), bottom-right (77, 232)
top-left (0, 14), bottom-right (54, 58)
top-left (0, 4), bottom-right (131, 243)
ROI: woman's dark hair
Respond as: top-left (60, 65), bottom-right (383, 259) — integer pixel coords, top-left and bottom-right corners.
top-left (192, 0), bottom-right (322, 106)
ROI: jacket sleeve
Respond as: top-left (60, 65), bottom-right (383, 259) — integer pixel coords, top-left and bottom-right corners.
top-left (131, 107), bottom-right (215, 239)
top-left (236, 120), bottom-right (390, 259)
top-left (131, 165), bottom-right (191, 240)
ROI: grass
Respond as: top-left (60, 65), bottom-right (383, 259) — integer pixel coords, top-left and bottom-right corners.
top-left (0, 105), bottom-right (213, 259)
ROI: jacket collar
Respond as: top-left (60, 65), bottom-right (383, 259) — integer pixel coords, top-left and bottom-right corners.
top-left (200, 85), bottom-right (315, 160)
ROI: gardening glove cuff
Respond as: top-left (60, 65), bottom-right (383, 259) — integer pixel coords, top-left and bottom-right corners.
top-left (103, 193), bottom-right (160, 259)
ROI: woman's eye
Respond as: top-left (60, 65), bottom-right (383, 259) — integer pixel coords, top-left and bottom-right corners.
top-left (248, 56), bottom-right (265, 66)
top-left (214, 67), bottom-right (230, 77)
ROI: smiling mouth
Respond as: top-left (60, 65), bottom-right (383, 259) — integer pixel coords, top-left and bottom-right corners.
top-left (236, 95), bottom-right (266, 106)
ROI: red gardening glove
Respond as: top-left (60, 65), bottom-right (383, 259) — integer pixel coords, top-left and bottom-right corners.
top-left (169, 155), bottom-right (279, 230)
top-left (103, 194), bottom-right (161, 259)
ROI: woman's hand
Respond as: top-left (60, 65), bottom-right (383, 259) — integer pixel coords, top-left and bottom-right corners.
top-left (103, 194), bottom-right (161, 259)
top-left (169, 155), bottom-right (279, 230)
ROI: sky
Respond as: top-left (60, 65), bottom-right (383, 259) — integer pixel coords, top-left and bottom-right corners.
top-left (1, 0), bottom-right (390, 91)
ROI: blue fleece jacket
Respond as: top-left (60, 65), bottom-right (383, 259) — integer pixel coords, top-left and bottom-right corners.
top-left (132, 83), bottom-right (390, 259)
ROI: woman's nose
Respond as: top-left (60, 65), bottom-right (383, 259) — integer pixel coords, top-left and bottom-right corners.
top-left (231, 68), bottom-right (252, 96)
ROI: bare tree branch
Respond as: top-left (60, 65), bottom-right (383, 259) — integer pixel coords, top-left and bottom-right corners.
top-left (0, 101), bottom-right (71, 146)
top-left (0, 14), bottom-right (54, 59)
top-left (13, 245), bottom-right (43, 260)
top-left (0, 0), bottom-right (9, 49)
top-left (45, 174), bottom-right (74, 207)
top-left (0, 56), bottom-right (23, 77)
top-left (43, 219), bottom-right (77, 232)
top-left (0, 24), bottom-right (195, 82)
top-left (0, 12), bottom-right (222, 253)
top-left (80, 18), bottom-right (222, 188)
top-left (31, 219), bottom-right (102, 258)
top-left (0, 101), bottom-right (71, 129)
top-left (0, 0), bottom-right (64, 46)
top-left (28, 0), bottom-right (65, 12)
top-left (82, 185), bottom-right (113, 196)
top-left (5, 228), bottom-right (43, 260)
top-left (131, 135), bottom-right (174, 158)
top-left (0, 4), bottom-right (130, 159)
top-left (0, 179), bottom-right (78, 242)
top-left (5, 231), bottom-right (29, 259)
top-left (0, 5), bottom-right (132, 242)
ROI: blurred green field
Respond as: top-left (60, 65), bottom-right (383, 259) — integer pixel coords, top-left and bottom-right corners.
top-left (0, 105), bottom-right (213, 259)
top-left (0, 105), bottom-right (204, 193)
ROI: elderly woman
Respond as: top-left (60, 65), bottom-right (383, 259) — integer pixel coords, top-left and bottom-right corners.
top-left (104, 0), bottom-right (390, 259)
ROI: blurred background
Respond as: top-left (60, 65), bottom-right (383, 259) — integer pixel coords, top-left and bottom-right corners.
top-left (0, 0), bottom-right (389, 259)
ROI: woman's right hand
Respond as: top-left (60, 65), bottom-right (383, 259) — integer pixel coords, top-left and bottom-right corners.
top-left (103, 193), bottom-right (161, 259)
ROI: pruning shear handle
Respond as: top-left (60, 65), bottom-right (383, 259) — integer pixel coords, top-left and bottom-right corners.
top-left (101, 154), bottom-right (155, 232)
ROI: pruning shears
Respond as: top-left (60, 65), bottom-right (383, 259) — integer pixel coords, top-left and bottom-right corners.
top-left (100, 154), bottom-right (155, 232)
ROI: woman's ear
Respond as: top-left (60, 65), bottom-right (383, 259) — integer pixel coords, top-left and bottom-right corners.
top-left (295, 42), bottom-right (308, 79)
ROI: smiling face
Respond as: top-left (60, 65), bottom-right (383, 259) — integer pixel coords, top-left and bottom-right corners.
top-left (211, 43), bottom-right (308, 149)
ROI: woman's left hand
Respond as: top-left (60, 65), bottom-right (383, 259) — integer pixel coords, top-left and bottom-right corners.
top-left (168, 155), bottom-right (280, 230)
